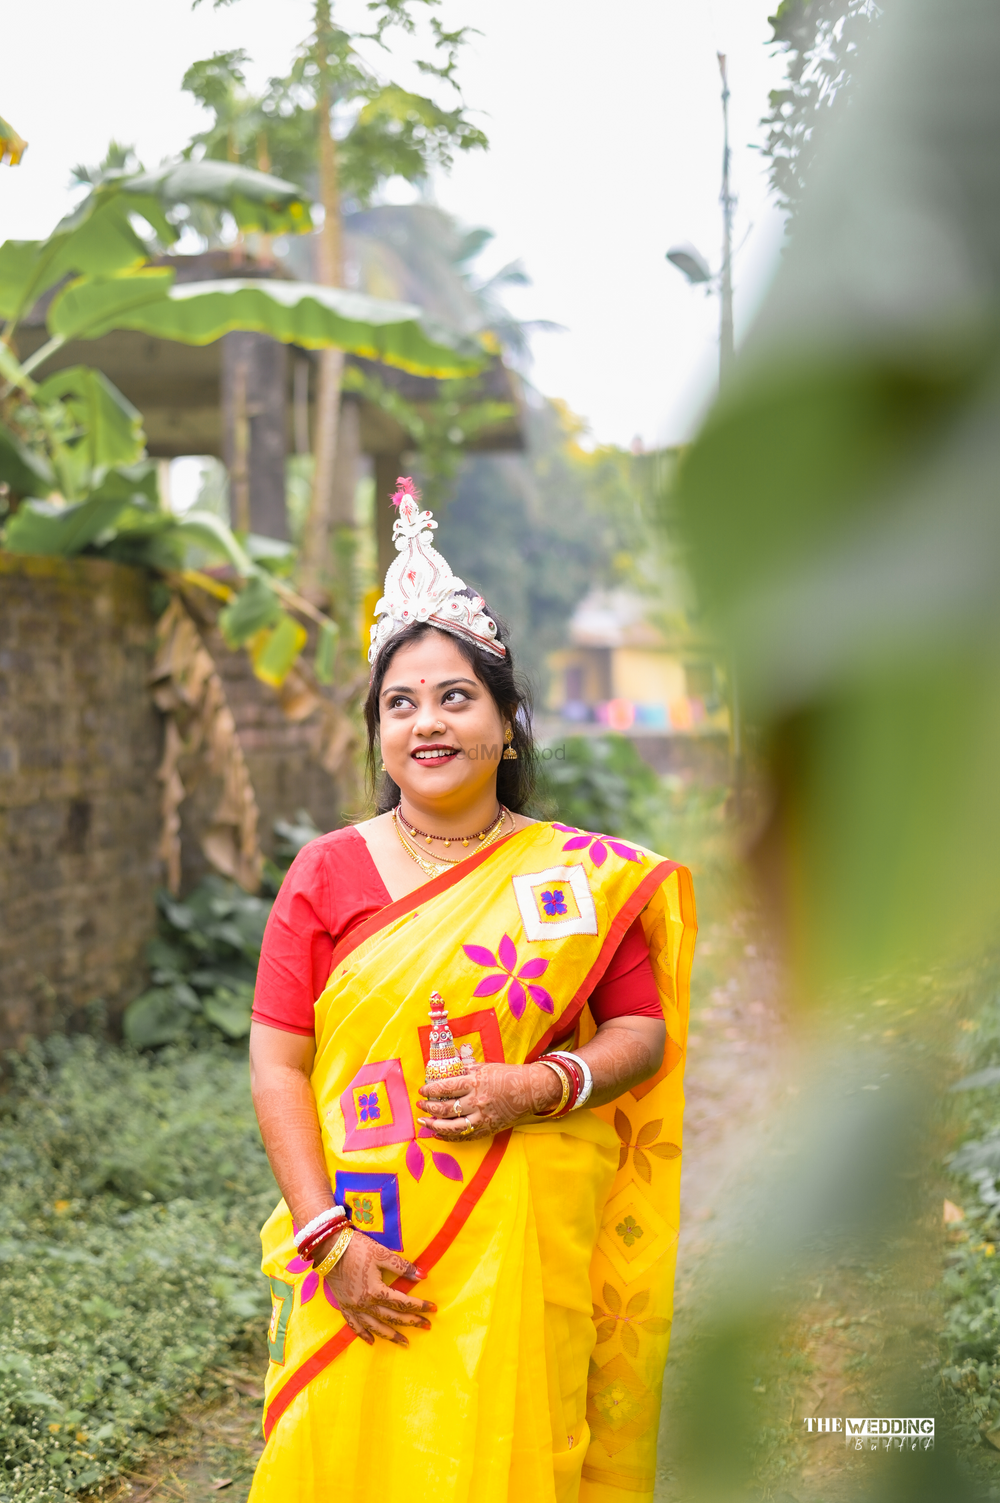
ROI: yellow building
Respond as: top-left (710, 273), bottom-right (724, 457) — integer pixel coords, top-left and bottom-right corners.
top-left (546, 591), bottom-right (728, 737)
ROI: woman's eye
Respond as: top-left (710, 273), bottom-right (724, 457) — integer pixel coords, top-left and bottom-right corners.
top-left (443, 690), bottom-right (468, 704)
top-left (388, 696), bottom-right (412, 710)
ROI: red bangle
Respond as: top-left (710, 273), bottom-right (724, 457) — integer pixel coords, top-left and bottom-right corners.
top-left (298, 1215), bottom-right (349, 1259)
top-left (538, 1053), bottom-right (582, 1117)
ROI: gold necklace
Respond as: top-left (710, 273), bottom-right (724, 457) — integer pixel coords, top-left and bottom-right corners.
top-left (393, 806), bottom-right (510, 877)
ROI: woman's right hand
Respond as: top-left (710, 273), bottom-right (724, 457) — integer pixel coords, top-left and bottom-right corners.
top-left (319, 1231), bottom-right (436, 1346)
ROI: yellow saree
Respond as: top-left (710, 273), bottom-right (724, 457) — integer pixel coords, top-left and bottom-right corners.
top-left (249, 820), bottom-right (695, 1503)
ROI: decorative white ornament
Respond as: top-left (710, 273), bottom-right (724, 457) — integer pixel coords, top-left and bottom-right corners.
top-left (368, 479), bottom-right (506, 665)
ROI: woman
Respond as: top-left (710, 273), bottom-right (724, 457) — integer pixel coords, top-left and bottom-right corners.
top-left (247, 481), bottom-right (695, 1503)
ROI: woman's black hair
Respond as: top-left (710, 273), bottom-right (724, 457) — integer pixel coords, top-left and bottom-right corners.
top-left (363, 594), bottom-right (536, 815)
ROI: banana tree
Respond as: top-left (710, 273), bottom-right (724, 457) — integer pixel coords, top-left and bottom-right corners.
top-left (0, 156), bottom-right (484, 664)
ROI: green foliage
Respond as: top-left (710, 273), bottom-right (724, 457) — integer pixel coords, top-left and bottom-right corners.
top-left (0, 1034), bottom-right (275, 1501)
top-left (677, 0), bottom-right (1000, 985)
top-left (0, 421), bottom-right (54, 497)
top-left (182, 7), bottom-right (485, 221)
top-left (123, 879), bottom-right (272, 1049)
top-left (341, 85), bottom-right (487, 205)
top-left (218, 573), bottom-right (283, 647)
top-left (344, 363), bottom-right (513, 506)
top-left (761, 0), bottom-right (879, 216)
top-left (533, 735), bottom-right (660, 843)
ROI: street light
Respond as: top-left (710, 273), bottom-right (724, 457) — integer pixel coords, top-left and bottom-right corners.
top-left (665, 242), bottom-right (712, 285)
top-left (665, 53), bottom-right (736, 383)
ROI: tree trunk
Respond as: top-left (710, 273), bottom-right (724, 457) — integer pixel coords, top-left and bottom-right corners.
top-left (297, 6), bottom-right (345, 605)
top-left (222, 331), bottom-right (289, 539)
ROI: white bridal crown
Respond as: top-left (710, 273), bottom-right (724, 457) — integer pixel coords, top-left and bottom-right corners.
top-left (368, 478), bottom-right (506, 665)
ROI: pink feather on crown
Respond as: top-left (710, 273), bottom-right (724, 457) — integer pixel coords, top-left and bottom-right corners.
top-left (391, 476), bottom-right (422, 508)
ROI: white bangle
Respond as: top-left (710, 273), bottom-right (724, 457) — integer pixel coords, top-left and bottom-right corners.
top-left (547, 1050), bottom-right (594, 1108)
top-left (294, 1205), bottom-right (346, 1252)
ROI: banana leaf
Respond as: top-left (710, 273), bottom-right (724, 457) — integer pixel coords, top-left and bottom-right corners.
top-left (46, 267), bottom-right (175, 342)
top-left (97, 278), bottom-right (486, 377)
top-left (123, 161), bottom-right (313, 237)
top-left (0, 161), bottom-right (312, 329)
top-left (0, 197), bottom-right (160, 327)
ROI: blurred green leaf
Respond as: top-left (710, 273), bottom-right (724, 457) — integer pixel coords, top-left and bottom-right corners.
top-left (202, 987), bottom-right (253, 1040)
top-left (5, 490), bottom-right (127, 556)
top-left (35, 365), bottom-right (144, 476)
top-left (46, 267), bottom-right (176, 342)
top-left (0, 421), bottom-right (54, 495)
top-left (122, 989), bottom-right (195, 1049)
top-left (676, 0), bottom-right (1000, 983)
top-left (122, 159), bottom-right (313, 237)
top-left (251, 612), bottom-right (307, 688)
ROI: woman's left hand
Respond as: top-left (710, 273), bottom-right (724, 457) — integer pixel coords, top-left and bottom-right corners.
top-left (417, 1062), bottom-right (561, 1140)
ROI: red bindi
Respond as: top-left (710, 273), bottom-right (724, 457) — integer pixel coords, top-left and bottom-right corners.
top-left (420, 678), bottom-right (425, 683)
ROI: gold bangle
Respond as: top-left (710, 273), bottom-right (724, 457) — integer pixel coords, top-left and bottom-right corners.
top-left (537, 1060), bottom-right (571, 1117)
top-left (313, 1225), bottom-right (354, 1278)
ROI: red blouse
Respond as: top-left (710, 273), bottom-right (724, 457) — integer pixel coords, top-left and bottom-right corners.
top-left (252, 826), bottom-right (662, 1037)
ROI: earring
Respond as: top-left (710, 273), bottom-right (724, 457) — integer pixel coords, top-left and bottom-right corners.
top-left (502, 726), bottom-right (518, 761)
top-left (380, 760), bottom-right (386, 772)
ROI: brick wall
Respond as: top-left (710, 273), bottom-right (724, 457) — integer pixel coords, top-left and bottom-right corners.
top-left (0, 556), bottom-right (348, 1052)
top-left (0, 555), bottom-right (162, 1051)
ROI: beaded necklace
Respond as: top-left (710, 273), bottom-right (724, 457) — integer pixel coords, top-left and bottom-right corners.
top-left (392, 805), bottom-right (510, 877)
top-left (396, 802), bottom-right (507, 849)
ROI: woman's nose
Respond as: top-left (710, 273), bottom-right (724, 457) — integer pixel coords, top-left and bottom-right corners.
top-left (413, 703), bottom-right (446, 735)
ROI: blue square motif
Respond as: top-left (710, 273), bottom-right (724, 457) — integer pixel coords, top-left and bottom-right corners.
top-left (334, 1170), bottom-right (403, 1252)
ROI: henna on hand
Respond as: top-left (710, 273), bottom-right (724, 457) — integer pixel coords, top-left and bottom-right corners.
top-left (325, 1232), bottom-right (436, 1346)
top-left (417, 1019), bottom-right (664, 1136)
top-left (417, 1062), bottom-right (561, 1140)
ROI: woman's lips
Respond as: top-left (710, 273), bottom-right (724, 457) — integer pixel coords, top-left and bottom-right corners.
top-left (411, 745), bottom-right (460, 763)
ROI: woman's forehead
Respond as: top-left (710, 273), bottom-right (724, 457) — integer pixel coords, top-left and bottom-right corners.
top-left (384, 633), bottom-right (476, 681)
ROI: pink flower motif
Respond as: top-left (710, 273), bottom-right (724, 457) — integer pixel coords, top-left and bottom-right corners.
top-left (284, 1254), bottom-right (339, 1309)
top-left (391, 476), bottom-right (421, 507)
top-left (552, 824), bottom-right (643, 867)
top-left (463, 935), bottom-right (553, 1019)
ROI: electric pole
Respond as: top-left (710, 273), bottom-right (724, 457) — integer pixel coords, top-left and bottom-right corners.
top-left (718, 52), bottom-right (736, 381)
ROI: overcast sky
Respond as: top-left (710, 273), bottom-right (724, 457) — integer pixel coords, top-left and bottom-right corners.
top-left (1, 0), bottom-right (787, 449)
